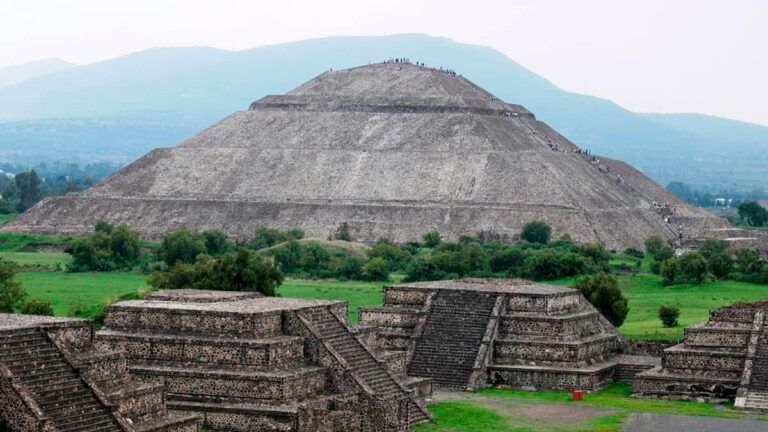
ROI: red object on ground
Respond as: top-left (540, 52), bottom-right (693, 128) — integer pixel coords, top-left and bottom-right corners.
top-left (572, 390), bottom-right (584, 401)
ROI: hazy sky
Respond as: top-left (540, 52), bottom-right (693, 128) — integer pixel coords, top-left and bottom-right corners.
top-left (1, 0), bottom-right (766, 125)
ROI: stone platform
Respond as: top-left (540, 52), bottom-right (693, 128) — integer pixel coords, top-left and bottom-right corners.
top-left (633, 302), bottom-right (768, 410)
top-left (359, 278), bottom-right (625, 391)
top-left (0, 314), bottom-right (202, 432)
top-left (95, 290), bottom-right (431, 431)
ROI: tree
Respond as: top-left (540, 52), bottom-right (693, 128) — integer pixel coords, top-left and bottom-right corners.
top-left (149, 249), bottom-right (283, 296)
top-left (521, 221), bottom-right (551, 244)
top-left (339, 256), bottom-right (366, 280)
top-left (422, 230), bottom-right (442, 248)
top-left (94, 220), bottom-right (114, 234)
top-left (109, 225), bottom-right (141, 267)
top-left (364, 257), bottom-right (390, 281)
top-left (573, 272), bottom-right (629, 327)
top-left (658, 305), bottom-right (680, 328)
top-left (14, 169), bottom-right (41, 212)
top-left (738, 201), bottom-right (768, 227)
top-left (0, 259), bottom-right (25, 313)
top-left (19, 299), bottom-right (54, 316)
top-left (67, 223), bottom-right (141, 271)
top-left (160, 227), bottom-right (207, 266)
top-left (201, 229), bottom-right (234, 256)
top-left (367, 239), bottom-right (412, 271)
top-left (661, 252), bottom-right (708, 285)
top-left (644, 236), bottom-right (666, 256)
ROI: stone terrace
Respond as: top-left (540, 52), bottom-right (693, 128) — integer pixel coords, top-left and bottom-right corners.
top-left (359, 278), bottom-right (626, 392)
top-left (634, 302), bottom-right (768, 410)
top-left (95, 290), bottom-right (430, 431)
top-left (0, 314), bottom-right (201, 432)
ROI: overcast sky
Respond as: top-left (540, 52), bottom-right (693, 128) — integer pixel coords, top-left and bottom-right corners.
top-left (1, 0), bottom-right (766, 125)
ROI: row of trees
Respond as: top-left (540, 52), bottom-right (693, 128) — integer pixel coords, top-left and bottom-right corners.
top-left (0, 168), bottom-right (104, 214)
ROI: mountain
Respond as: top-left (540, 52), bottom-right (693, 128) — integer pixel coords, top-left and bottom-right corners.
top-left (0, 34), bottom-right (764, 190)
top-left (0, 58), bottom-right (75, 89)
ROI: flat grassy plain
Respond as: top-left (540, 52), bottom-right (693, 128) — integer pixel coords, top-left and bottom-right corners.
top-left (415, 383), bottom-right (767, 432)
top-left (0, 214), bottom-right (17, 225)
top-left (11, 264), bottom-right (768, 337)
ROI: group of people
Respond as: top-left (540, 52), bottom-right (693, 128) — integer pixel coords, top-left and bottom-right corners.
top-left (379, 58), bottom-right (459, 76)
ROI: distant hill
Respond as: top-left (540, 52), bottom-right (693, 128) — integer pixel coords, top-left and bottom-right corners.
top-left (0, 34), bottom-right (765, 190)
top-left (0, 58), bottom-right (75, 89)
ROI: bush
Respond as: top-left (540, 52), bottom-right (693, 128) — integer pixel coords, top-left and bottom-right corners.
top-left (573, 272), bottom-right (629, 327)
top-left (422, 230), bottom-right (442, 248)
top-left (658, 305), bottom-right (680, 327)
top-left (698, 239), bottom-right (727, 260)
top-left (149, 248), bottom-right (283, 296)
top-left (201, 229), bottom-right (234, 256)
top-left (364, 257), bottom-right (390, 281)
top-left (707, 251), bottom-right (733, 279)
top-left (367, 239), bottom-right (412, 271)
top-left (19, 298), bottom-right (54, 316)
top-left (644, 236), bottom-right (666, 256)
top-left (516, 249), bottom-right (591, 280)
top-left (623, 247), bottom-right (645, 259)
top-left (489, 246), bottom-right (525, 273)
top-left (338, 256), bottom-right (366, 280)
top-left (94, 220), bottom-right (114, 234)
top-left (403, 256), bottom-right (449, 282)
top-left (521, 221), bottom-right (551, 244)
top-left (67, 223), bottom-right (141, 271)
top-left (574, 242), bottom-right (610, 270)
top-left (661, 252), bottom-right (708, 285)
top-left (0, 259), bottom-right (25, 313)
top-left (271, 239), bottom-right (304, 273)
top-left (333, 222), bottom-right (352, 241)
top-left (247, 227), bottom-right (302, 251)
top-left (160, 227), bottom-right (207, 266)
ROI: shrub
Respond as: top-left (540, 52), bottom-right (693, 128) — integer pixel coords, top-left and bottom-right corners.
top-left (201, 229), bottom-right (234, 256)
top-left (339, 256), bottom-right (366, 280)
top-left (403, 256), bottom-right (449, 282)
top-left (517, 249), bottom-right (590, 280)
top-left (149, 249), bottom-right (283, 296)
top-left (0, 259), bottom-right (25, 313)
top-left (271, 239), bottom-right (304, 273)
top-left (573, 272), bottom-right (629, 327)
top-left (661, 252), bottom-right (708, 285)
top-left (160, 227), bottom-right (207, 266)
top-left (247, 227), bottom-right (299, 250)
top-left (94, 220), bottom-right (114, 234)
top-left (623, 247), bottom-right (645, 259)
top-left (698, 239), bottom-right (727, 260)
top-left (574, 242), bottom-right (610, 270)
top-left (333, 222), bottom-right (352, 241)
top-left (367, 239), bottom-right (412, 271)
top-left (521, 221), bottom-right (551, 244)
top-left (706, 251), bottom-right (733, 279)
top-left (422, 230), bottom-right (442, 248)
top-left (66, 223), bottom-right (141, 272)
top-left (364, 257), bottom-right (390, 281)
top-left (658, 305), bottom-right (680, 327)
top-left (489, 246), bottom-right (525, 273)
top-left (644, 236), bottom-right (666, 256)
top-left (19, 298), bottom-right (54, 316)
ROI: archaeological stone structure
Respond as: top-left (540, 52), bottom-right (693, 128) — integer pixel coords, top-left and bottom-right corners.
top-left (2, 62), bottom-right (726, 250)
top-left (91, 289), bottom-right (431, 431)
top-left (358, 278), bottom-right (650, 392)
top-left (0, 314), bottom-right (202, 432)
top-left (633, 301), bottom-right (768, 410)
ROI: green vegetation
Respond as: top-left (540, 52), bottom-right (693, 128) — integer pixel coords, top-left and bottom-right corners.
top-left (573, 273), bottom-right (629, 327)
top-left (0, 259), bottom-right (25, 312)
top-left (66, 222), bottom-right (141, 271)
top-left (0, 232), bottom-right (68, 252)
top-left (18, 298), bottom-right (54, 316)
top-left (658, 304), bottom-right (680, 328)
top-left (277, 278), bottom-right (385, 324)
top-left (16, 271), bottom-right (147, 318)
top-left (415, 383), bottom-right (759, 431)
top-left (0, 251), bottom-right (71, 267)
top-left (738, 201), bottom-right (768, 227)
top-left (0, 213), bottom-right (16, 225)
top-left (521, 220), bottom-right (552, 244)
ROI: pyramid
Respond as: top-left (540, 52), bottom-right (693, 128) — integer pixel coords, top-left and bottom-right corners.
top-left (3, 62), bottom-right (725, 249)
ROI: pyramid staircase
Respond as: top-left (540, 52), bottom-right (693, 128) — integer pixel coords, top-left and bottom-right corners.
top-left (298, 307), bottom-right (430, 425)
top-left (407, 290), bottom-right (497, 389)
top-left (0, 323), bottom-right (201, 432)
top-left (0, 327), bottom-right (121, 432)
top-left (742, 327), bottom-right (768, 410)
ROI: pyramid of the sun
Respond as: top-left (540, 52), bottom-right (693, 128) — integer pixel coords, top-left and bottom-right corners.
top-left (2, 62), bottom-right (725, 249)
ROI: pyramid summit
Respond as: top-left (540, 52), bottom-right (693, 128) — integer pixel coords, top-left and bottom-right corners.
top-left (3, 61), bottom-right (725, 248)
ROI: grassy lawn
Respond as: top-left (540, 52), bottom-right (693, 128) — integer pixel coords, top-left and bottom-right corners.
top-left (0, 232), bottom-right (69, 252)
top-left (0, 214), bottom-right (16, 225)
top-left (278, 278), bottom-right (385, 324)
top-left (0, 251), bottom-right (71, 267)
top-left (415, 383), bottom-right (765, 431)
top-left (16, 271), bottom-right (148, 316)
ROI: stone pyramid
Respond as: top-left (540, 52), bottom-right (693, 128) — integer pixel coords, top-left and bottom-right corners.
top-left (3, 62), bottom-right (725, 249)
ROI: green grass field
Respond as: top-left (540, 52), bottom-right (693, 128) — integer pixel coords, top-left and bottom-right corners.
top-left (8, 252), bottom-right (768, 339)
top-left (17, 271), bottom-right (148, 316)
top-left (415, 383), bottom-right (766, 431)
top-left (0, 214), bottom-right (16, 225)
top-left (0, 232), bottom-right (69, 252)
